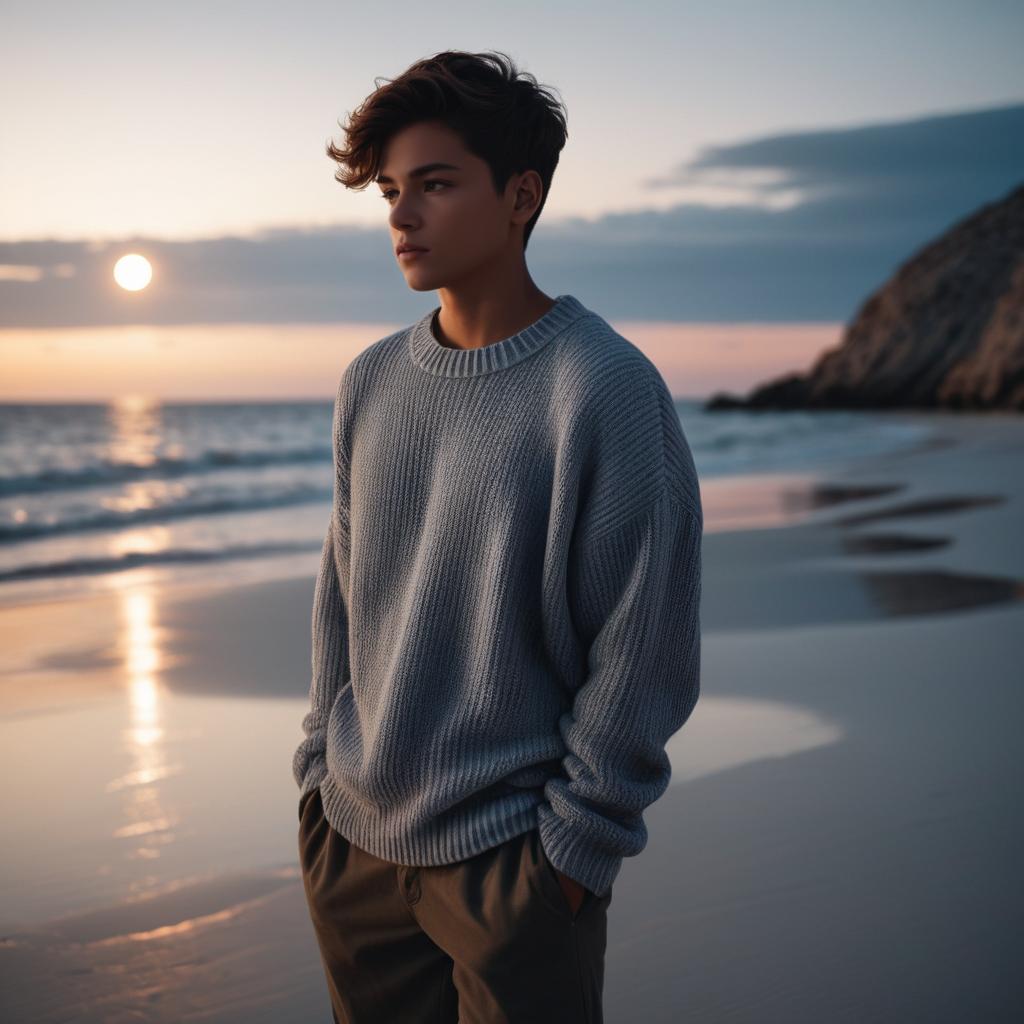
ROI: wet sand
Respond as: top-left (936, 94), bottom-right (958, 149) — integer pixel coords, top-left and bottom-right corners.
top-left (1, 410), bottom-right (1022, 1022)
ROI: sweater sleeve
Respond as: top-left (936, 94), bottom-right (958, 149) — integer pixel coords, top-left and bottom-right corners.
top-left (292, 374), bottom-right (353, 802)
top-left (537, 488), bottom-right (703, 899)
top-left (291, 512), bottom-right (350, 801)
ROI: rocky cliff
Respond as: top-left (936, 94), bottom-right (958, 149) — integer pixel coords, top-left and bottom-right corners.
top-left (706, 181), bottom-right (1024, 412)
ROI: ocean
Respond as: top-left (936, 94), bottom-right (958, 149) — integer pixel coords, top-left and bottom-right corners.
top-left (0, 397), bottom-right (939, 604)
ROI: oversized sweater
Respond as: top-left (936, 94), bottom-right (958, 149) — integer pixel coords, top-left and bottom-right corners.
top-left (292, 293), bottom-right (703, 899)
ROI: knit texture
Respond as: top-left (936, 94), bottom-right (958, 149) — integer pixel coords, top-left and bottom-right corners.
top-left (292, 293), bottom-right (703, 899)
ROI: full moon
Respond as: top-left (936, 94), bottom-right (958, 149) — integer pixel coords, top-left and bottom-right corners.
top-left (114, 253), bottom-right (153, 291)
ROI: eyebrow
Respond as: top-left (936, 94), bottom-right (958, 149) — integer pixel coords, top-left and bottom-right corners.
top-left (375, 162), bottom-right (462, 185)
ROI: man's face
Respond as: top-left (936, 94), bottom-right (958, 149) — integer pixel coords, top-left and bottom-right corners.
top-left (376, 120), bottom-right (522, 292)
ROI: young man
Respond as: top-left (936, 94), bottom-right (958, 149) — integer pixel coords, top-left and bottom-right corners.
top-left (294, 50), bottom-right (702, 1024)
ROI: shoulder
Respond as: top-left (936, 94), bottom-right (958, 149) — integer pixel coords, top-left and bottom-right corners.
top-left (551, 310), bottom-right (660, 406)
top-left (333, 316), bottom-right (422, 410)
top-left (337, 325), bottom-right (410, 396)
top-left (552, 309), bottom-right (702, 536)
top-left (329, 324), bottom-right (411, 453)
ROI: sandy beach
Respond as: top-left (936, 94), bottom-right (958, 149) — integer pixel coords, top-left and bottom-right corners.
top-left (1, 410), bottom-right (1021, 1023)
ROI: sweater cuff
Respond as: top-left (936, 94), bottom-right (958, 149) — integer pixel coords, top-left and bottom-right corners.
top-left (536, 800), bottom-right (623, 899)
top-left (293, 734), bottom-right (328, 798)
top-left (298, 755), bottom-right (328, 799)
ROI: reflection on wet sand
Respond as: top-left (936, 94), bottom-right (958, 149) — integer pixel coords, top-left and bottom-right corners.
top-left (861, 570), bottom-right (1024, 616)
top-left (840, 533), bottom-right (950, 554)
top-left (821, 487), bottom-right (1018, 615)
top-left (835, 493), bottom-right (1005, 527)
top-left (34, 867), bottom-right (300, 947)
top-left (112, 587), bottom-right (177, 866)
top-left (784, 481), bottom-right (905, 511)
top-left (665, 696), bottom-right (842, 785)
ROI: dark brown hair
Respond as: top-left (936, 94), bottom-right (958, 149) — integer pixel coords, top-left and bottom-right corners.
top-left (326, 50), bottom-right (568, 250)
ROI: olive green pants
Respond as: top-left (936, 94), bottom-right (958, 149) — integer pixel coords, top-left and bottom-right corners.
top-left (298, 788), bottom-right (612, 1023)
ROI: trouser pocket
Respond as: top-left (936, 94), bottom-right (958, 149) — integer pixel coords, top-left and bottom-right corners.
top-left (536, 834), bottom-right (592, 921)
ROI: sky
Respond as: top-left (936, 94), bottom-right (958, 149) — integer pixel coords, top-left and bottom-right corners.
top-left (1, 0), bottom-right (1022, 396)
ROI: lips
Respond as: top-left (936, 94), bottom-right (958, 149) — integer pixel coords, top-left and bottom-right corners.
top-left (396, 244), bottom-right (429, 255)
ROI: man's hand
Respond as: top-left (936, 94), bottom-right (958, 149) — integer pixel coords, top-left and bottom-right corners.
top-left (553, 867), bottom-right (589, 916)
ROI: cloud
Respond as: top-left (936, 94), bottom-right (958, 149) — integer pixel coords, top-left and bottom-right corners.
top-left (653, 101), bottom-right (1023, 204)
top-left (2, 102), bottom-right (1022, 327)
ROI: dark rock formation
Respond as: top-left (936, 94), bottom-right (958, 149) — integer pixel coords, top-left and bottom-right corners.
top-left (706, 181), bottom-right (1024, 412)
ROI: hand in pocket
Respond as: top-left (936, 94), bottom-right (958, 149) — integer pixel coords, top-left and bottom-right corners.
top-left (553, 867), bottom-right (588, 916)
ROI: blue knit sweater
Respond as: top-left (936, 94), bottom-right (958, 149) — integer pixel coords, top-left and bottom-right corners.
top-left (292, 293), bottom-right (702, 899)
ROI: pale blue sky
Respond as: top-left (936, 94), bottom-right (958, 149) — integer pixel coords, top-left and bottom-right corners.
top-left (1, 0), bottom-right (1022, 325)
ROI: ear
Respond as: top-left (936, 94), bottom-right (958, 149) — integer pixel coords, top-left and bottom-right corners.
top-left (511, 170), bottom-right (543, 221)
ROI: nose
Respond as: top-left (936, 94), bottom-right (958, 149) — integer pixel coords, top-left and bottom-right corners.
top-left (388, 194), bottom-right (420, 232)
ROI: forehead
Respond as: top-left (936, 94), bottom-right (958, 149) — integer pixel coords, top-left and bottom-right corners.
top-left (375, 161), bottom-right (462, 185)
top-left (377, 122), bottom-right (479, 182)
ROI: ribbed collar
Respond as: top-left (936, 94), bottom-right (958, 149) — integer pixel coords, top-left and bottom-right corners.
top-left (408, 294), bottom-right (590, 378)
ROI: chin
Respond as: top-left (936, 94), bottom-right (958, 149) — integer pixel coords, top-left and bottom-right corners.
top-left (401, 270), bottom-right (444, 293)
top-left (403, 279), bottom-right (438, 293)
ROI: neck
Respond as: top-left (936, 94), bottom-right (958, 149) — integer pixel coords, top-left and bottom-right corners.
top-left (434, 274), bottom-right (556, 351)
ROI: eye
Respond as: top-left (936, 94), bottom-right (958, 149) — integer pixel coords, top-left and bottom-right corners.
top-left (380, 181), bottom-right (449, 203)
